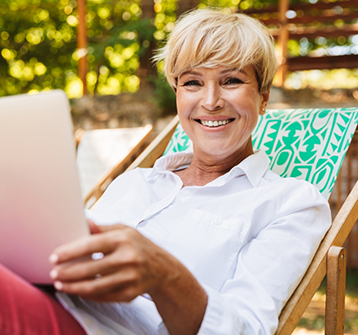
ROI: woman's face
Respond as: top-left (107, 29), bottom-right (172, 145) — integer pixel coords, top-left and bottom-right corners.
top-left (176, 65), bottom-right (270, 163)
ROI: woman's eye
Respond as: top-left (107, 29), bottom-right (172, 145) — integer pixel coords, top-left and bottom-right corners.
top-left (224, 78), bottom-right (243, 85)
top-left (183, 80), bottom-right (200, 86)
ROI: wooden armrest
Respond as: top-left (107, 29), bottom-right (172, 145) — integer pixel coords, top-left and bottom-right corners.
top-left (74, 128), bottom-right (85, 150)
top-left (277, 181), bottom-right (358, 335)
top-left (125, 115), bottom-right (179, 171)
top-left (325, 246), bottom-right (346, 335)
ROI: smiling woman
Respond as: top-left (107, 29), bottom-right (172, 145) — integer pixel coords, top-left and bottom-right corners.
top-left (153, 10), bottom-right (276, 185)
top-left (0, 8), bottom-right (331, 335)
top-left (174, 66), bottom-right (267, 185)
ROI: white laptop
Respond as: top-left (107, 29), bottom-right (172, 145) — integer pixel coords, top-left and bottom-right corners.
top-left (0, 90), bottom-right (89, 284)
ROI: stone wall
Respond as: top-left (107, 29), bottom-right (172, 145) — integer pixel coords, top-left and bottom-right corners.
top-left (70, 89), bottom-right (163, 132)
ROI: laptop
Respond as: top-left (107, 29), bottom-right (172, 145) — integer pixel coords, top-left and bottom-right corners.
top-left (0, 90), bottom-right (89, 284)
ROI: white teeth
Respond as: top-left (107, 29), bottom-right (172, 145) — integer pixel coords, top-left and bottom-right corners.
top-left (200, 119), bottom-right (231, 127)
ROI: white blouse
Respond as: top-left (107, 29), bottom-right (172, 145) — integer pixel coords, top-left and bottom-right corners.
top-left (57, 150), bottom-right (331, 335)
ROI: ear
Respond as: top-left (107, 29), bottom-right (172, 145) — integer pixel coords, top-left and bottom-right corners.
top-left (259, 89), bottom-right (270, 115)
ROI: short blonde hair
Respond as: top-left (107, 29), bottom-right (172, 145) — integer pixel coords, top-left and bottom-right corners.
top-left (155, 9), bottom-right (277, 93)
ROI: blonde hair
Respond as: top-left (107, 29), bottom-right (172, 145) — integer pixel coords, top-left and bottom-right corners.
top-left (155, 9), bottom-right (277, 93)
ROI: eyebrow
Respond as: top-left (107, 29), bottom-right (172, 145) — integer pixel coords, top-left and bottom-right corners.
top-left (179, 68), bottom-right (247, 78)
top-left (179, 70), bottom-right (201, 77)
top-left (221, 68), bottom-right (247, 75)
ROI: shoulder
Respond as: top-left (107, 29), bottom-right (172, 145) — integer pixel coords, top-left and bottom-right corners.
top-left (261, 169), bottom-right (322, 196)
top-left (259, 170), bottom-right (330, 215)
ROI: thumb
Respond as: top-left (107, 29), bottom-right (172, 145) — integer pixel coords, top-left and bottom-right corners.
top-left (88, 219), bottom-right (102, 234)
top-left (88, 220), bottom-right (124, 234)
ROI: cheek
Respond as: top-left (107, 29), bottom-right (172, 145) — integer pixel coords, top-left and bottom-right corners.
top-left (176, 101), bottom-right (187, 121)
top-left (176, 96), bottom-right (191, 131)
top-left (243, 86), bottom-right (261, 102)
top-left (176, 89), bottom-right (185, 109)
top-left (239, 91), bottom-right (262, 115)
top-left (227, 87), bottom-right (260, 108)
top-left (176, 90), bottom-right (196, 117)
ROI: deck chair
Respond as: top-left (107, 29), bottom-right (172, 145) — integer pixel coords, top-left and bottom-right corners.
top-left (76, 125), bottom-right (153, 208)
top-left (125, 107), bottom-right (358, 334)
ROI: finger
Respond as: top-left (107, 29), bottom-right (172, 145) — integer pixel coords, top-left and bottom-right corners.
top-left (88, 221), bottom-right (128, 235)
top-left (50, 231), bottom-right (121, 265)
top-left (94, 223), bottom-right (127, 233)
top-left (88, 220), bottom-right (101, 234)
top-left (51, 251), bottom-right (129, 282)
top-left (54, 268), bottom-right (141, 302)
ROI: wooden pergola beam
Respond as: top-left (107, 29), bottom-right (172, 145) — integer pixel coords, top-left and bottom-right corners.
top-left (77, 0), bottom-right (88, 95)
top-left (245, 0), bottom-right (358, 14)
top-left (287, 54), bottom-right (358, 71)
top-left (275, 0), bottom-right (289, 87)
top-left (270, 24), bottom-right (358, 40)
top-left (260, 12), bottom-right (358, 26)
top-left (242, 0), bottom-right (358, 87)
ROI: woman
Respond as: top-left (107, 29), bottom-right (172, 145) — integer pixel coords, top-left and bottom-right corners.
top-left (0, 9), bottom-right (330, 335)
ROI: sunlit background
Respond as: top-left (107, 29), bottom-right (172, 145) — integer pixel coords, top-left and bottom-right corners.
top-left (1, 0), bottom-right (358, 100)
top-left (2, 2), bottom-right (358, 333)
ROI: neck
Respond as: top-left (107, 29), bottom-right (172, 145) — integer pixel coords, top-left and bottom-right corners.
top-left (174, 140), bottom-right (253, 187)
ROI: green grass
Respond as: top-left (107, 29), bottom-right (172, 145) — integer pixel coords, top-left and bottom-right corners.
top-left (298, 315), bottom-right (325, 330)
top-left (346, 270), bottom-right (358, 298)
top-left (317, 270), bottom-right (358, 298)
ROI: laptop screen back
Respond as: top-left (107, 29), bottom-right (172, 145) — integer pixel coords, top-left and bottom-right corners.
top-left (0, 90), bottom-right (89, 284)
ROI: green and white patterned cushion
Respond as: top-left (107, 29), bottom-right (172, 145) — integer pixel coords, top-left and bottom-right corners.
top-left (164, 108), bottom-right (358, 199)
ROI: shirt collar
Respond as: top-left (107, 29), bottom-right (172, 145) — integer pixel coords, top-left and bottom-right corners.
top-left (149, 152), bottom-right (194, 178)
top-left (231, 149), bottom-right (270, 187)
top-left (148, 150), bottom-right (270, 187)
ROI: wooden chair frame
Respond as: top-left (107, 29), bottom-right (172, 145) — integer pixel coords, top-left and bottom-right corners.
top-left (124, 115), bottom-right (358, 334)
top-left (77, 124), bottom-right (153, 206)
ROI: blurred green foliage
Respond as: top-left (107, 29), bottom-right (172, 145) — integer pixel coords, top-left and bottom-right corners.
top-left (0, 0), bottom-right (152, 97)
top-left (149, 73), bottom-right (176, 115)
top-left (0, 0), bottom-right (251, 100)
top-left (1, 0), bottom-right (357, 103)
top-left (0, 0), bottom-right (77, 96)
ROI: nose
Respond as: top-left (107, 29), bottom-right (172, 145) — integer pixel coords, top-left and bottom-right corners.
top-left (201, 84), bottom-right (224, 111)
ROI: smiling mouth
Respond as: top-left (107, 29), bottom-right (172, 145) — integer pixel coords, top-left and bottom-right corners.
top-left (195, 119), bottom-right (235, 128)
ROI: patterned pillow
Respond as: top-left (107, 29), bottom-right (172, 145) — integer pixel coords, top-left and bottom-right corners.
top-left (164, 108), bottom-right (358, 199)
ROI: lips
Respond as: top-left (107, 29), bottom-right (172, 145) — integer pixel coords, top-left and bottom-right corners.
top-left (195, 118), bottom-right (234, 128)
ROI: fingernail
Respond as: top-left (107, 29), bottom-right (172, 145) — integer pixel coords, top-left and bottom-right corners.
top-left (54, 281), bottom-right (63, 290)
top-left (49, 253), bottom-right (58, 264)
top-left (49, 269), bottom-right (58, 279)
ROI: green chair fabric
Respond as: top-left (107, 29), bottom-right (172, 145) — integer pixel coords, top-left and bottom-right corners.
top-left (164, 108), bottom-right (358, 200)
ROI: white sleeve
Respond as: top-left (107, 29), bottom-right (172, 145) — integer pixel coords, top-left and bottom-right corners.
top-left (196, 184), bottom-right (331, 335)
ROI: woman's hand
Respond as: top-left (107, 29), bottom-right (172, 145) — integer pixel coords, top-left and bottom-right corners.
top-left (50, 221), bottom-right (208, 335)
top-left (49, 221), bottom-right (175, 302)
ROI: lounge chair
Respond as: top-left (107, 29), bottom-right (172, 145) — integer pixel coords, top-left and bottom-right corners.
top-left (76, 125), bottom-right (153, 207)
top-left (124, 107), bottom-right (358, 334)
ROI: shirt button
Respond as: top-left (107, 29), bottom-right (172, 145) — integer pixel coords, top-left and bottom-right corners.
top-left (213, 218), bottom-right (222, 226)
top-left (174, 199), bottom-right (182, 205)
